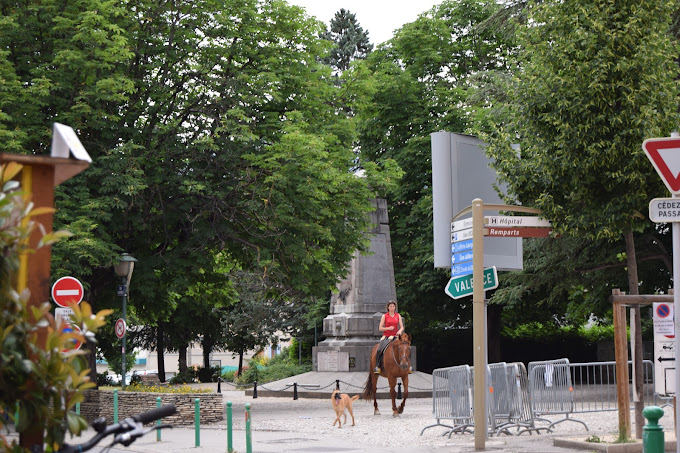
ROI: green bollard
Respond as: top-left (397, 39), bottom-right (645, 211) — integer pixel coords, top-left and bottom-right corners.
top-left (642, 405), bottom-right (664, 453)
top-left (195, 398), bottom-right (200, 447)
top-left (245, 403), bottom-right (252, 453)
top-left (113, 389), bottom-right (119, 424)
top-left (156, 397), bottom-right (161, 442)
top-left (226, 402), bottom-right (233, 453)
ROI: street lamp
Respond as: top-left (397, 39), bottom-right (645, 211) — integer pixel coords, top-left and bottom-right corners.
top-left (114, 253), bottom-right (137, 388)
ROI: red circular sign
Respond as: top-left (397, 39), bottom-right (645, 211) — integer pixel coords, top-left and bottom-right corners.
top-left (115, 318), bottom-right (127, 339)
top-left (51, 276), bottom-right (84, 307)
top-left (62, 324), bottom-right (83, 352)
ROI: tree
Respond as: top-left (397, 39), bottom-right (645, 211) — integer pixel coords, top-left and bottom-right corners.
top-left (1, 0), bottom-right (400, 373)
top-left (480, 0), bottom-right (680, 438)
top-left (321, 9), bottom-right (373, 74)
top-left (355, 0), bottom-right (516, 366)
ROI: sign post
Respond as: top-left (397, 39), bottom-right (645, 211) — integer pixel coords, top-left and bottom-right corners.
top-left (643, 135), bottom-right (680, 453)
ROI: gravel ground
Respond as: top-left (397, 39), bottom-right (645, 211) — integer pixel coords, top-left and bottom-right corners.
top-left (208, 389), bottom-right (677, 451)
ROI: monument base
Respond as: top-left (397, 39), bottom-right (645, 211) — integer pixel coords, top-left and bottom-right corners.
top-left (313, 342), bottom-right (417, 373)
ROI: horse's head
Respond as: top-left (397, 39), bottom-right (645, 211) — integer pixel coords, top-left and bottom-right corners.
top-left (395, 333), bottom-right (411, 370)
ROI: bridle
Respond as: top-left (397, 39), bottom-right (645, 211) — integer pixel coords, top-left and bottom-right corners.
top-left (391, 340), bottom-right (411, 370)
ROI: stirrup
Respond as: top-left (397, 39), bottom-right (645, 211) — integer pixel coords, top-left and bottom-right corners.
top-left (374, 367), bottom-right (381, 374)
top-left (408, 366), bottom-right (413, 374)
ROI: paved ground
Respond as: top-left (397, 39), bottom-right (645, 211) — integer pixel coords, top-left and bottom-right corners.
top-left (8, 374), bottom-right (679, 452)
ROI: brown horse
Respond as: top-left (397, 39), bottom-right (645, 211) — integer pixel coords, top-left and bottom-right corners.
top-left (362, 333), bottom-right (412, 416)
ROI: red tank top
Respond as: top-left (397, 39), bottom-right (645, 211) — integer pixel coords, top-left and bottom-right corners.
top-left (384, 313), bottom-right (400, 336)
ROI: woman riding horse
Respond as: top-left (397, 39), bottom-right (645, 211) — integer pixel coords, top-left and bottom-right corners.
top-left (363, 332), bottom-right (412, 415)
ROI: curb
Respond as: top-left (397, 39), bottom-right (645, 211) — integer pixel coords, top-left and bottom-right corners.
top-left (554, 437), bottom-right (677, 452)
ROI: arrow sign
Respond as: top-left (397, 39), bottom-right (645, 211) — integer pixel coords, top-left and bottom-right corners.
top-left (658, 357), bottom-right (675, 362)
top-left (445, 267), bottom-right (499, 299)
top-left (642, 137), bottom-right (680, 193)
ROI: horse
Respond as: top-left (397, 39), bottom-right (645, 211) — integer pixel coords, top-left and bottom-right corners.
top-left (362, 333), bottom-right (412, 416)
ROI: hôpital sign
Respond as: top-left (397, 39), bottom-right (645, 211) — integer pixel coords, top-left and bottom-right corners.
top-left (51, 276), bottom-right (84, 308)
top-left (642, 137), bottom-right (680, 194)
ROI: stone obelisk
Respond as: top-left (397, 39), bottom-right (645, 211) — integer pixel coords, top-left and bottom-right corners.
top-left (312, 198), bottom-right (416, 372)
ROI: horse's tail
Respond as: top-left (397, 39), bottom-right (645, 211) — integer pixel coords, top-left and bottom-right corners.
top-left (361, 370), bottom-right (374, 400)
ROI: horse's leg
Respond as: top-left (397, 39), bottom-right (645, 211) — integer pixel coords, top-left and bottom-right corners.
top-left (398, 374), bottom-right (409, 414)
top-left (372, 373), bottom-right (380, 415)
top-left (388, 376), bottom-right (398, 416)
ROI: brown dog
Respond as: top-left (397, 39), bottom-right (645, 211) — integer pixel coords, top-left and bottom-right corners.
top-left (331, 389), bottom-right (359, 428)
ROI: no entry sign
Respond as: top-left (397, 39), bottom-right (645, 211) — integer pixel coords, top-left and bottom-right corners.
top-left (51, 276), bottom-right (84, 307)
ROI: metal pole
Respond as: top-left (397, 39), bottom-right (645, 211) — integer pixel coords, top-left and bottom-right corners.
top-left (194, 398), bottom-right (200, 447)
top-left (226, 402), bottom-right (233, 453)
top-left (156, 397), bottom-right (161, 442)
top-left (121, 276), bottom-right (127, 390)
top-left (245, 403), bottom-right (252, 453)
top-left (673, 215), bottom-right (680, 453)
top-left (472, 198), bottom-right (486, 450)
top-left (113, 389), bottom-right (118, 424)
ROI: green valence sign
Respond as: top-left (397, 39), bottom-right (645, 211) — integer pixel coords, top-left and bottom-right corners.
top-left (445, 266), bottom-right (499, 299)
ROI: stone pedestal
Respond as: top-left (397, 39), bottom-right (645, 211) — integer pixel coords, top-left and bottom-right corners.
top-left (312, 199), bottom-right (416, 372)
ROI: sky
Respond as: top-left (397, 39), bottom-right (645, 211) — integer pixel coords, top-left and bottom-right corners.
top-left (286, 0), bottom-right (443, 45)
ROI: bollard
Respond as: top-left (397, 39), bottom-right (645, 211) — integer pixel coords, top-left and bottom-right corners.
top-left (253, 380), bottom-right (258, 399)
top-left (642, 406), bottom-right (664, 453)
top-left (194, 398), bottom-right (200, 447)
top-left (217, 376), bottom-right (222, 394)
top-left (75, 402), bottom-right (80, 415)
top-left (293, 383), bottom-right (298, 400)
top-left (397, 382), bottom-right (402, 399)
top-left (113, 389), bottom-right (118, 424)
top-left (245, 403), bottom-right (252, 453)
top-left (336, 379), bottom-right (340, 390)
top-left (226, 401), bottom-right (233, 453)
top-left (156, 397), bottom-right (161, 442)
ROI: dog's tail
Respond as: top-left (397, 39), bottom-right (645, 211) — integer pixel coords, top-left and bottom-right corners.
top-left (351, 395), bottom-right (360, 402)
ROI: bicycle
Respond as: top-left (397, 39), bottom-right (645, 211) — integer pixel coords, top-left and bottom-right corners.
top-left (57, 404), bottom-right (176, 452)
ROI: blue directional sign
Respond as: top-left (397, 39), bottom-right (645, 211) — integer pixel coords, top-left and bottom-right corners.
top-left (451, 262), bottom-right (474, 277)
top-left (451, 250), bottom-right (473, 264)
top-left (451, 239), bottom-right (473, 253)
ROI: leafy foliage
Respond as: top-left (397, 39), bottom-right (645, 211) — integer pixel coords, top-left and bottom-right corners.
top-left (0, 163), bottom-right (111, 452)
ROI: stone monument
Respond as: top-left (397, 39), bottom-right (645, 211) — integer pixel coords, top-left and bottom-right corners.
top-left (312, 199), bottom-right (417, 372)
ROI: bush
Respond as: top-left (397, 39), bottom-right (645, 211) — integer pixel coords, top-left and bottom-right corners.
top-left (221, 370), bottom-right (236, 381)
top-left (169, 369), bottom-right (197, 385)
top-left (235, 352), bottom-right (311, 385)
top-left (197, 365), bottom-right (221, 383)
top-left (97, 373), bottom-right (116, 387)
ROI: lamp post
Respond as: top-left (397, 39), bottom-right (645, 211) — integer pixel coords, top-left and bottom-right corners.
top-left (114, 253), bottom-right (137, 388)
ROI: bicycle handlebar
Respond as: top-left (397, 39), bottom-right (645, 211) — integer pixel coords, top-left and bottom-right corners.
top-left (58, 404), bottom-right (177, 453)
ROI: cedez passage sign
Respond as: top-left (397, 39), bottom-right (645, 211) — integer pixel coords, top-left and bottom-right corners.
top-left (649, 198), bottom-right (680, 223)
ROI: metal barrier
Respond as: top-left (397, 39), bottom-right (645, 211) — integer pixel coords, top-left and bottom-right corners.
top-left (423, 359), bottom-right (671, 438)
top-left (421, 365), bottom-right (473, 436)
top-left (528, 358), bottom-right (588, 430)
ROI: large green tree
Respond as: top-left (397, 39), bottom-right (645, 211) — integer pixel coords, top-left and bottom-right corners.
top-left (480, 0), bottom-right (680, 437)
top-left (355, 0), bottom-right (516, 366)
top-left (1, 0), bottom-right (400, 378)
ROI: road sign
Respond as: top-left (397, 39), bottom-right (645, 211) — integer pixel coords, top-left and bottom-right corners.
top-left (451, 239), bottom-right (473, 253)
top-left (61, 324), bottom-right (83, 352)
top-left (649, 198), bottom-right (680, 223)
top-left (451, 227), bottom-right (473, 243)
top-left (485, 227), bottom-right (552, 238)
top-left (642, 137), bottom-right (680, 193)
top-left (451, 217), bottom-right (473, 232)
top-left (485, 216), bottom-right (552, 227)
top-left (451, 250), bottom-right (473, 264)
top-left (55, 307), bottom-right (74, 325)
top-left (115, 318), bottom-right (127, 339)
top-left (654, 302), bottom-right (676, 395)
top-left (51, 276), bottom-right (84, 307)
top-left (445, 267), bottom-right (499, 299)
top-left (451, 262), bottom-right (474, 278)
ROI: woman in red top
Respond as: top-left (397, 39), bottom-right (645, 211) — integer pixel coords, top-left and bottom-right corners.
top-left (374, 300), bottom-right (404, 373)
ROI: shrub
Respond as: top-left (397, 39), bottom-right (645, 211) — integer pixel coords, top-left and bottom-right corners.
top-left (197, 365), bottom-right (221, 383)
top-left (97, 373), bottom-right (115, 387)
top-left (221, 370), bottom-right (236, 381)
top-left (169, 369), bottom-right (197, 385)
